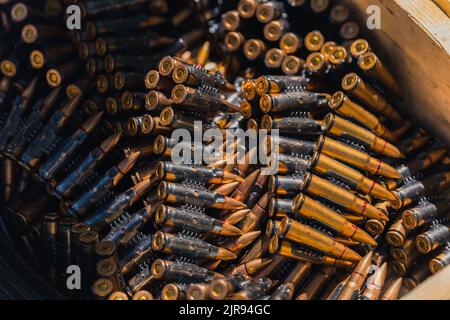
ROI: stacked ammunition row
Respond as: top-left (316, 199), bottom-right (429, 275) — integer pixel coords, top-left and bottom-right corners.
top-left (0, 0), bottom-right (448, 301)
top-left (211, 0), bottom-right (450, 300)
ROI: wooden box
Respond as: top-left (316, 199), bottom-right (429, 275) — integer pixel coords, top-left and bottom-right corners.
top-left (343, 0), bottom-right (450, 300)
top-left (343, 0), bottom-right (450, 146)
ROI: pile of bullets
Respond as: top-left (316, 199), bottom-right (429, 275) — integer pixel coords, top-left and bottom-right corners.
top-left (0, 0), bottom-right (449, 300)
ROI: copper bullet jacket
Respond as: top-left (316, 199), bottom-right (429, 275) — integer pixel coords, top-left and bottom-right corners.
top-left (270, 236), bottom-right (354, 269)
top-left (316, 135), bottom-right (401, 180)
top-left (303, 173), bottom-right (389, 221)
top-left (342, 73), bottom-right (403, 124)
top-left (310, 148), bottom-right (396, 201)
top-left (358, 52), bottom-right (403, 99)
top-left (292, 194), bottom-right (377, 246)
top-left (279, 217), bottom-right (362, 262)
top-left (329, 91), bottom-right (400, 148)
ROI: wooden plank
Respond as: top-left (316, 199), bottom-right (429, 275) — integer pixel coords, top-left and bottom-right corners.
top-left (342, 0), bottom-right (450, 146)
top-left (401, 265), bottom-right (450, 300)
top-left (434, 0), bottom-right (450, 17)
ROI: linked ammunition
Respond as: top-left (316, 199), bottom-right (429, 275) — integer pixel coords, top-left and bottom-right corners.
top-left (0, 0), bottom-right (446, 302)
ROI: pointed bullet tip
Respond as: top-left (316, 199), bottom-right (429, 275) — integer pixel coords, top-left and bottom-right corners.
top-left (217, 247), bottom-right (237, 261)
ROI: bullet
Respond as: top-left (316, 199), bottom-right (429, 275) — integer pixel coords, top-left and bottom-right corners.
top-left (269, 235), bottom-right (354, 268)
top-left (262, 114), bottom-right (323, 135)
top-left (266, 136), bottom-right (316, 157)
top-left (336, 251), bottom-right (373, 300)
top-left (156, 161), bottom-right (243, 184)
top-left (282, 55), bottom-right (306, 75)
top-left (304, 30), bottom-right (325, 52)
top-left (358, 52), bottom-right (403, 99)
top-left (126, 264), bottom-right (154, 293)
top-left (0, 77), bottom-right (37, 151)
top-left (238, 0), bottom-right (259, 19)
top-left (38, 112), bottom-right (104, 182)
top-left (152, 231), bottom-right (236, 261)
top-left (151, 259), bottom-right (221, 282)
top-left (279, 217), bottom-right (362, 262)
top-left (340, 21), bottom-right (359, 40)
top-left (329, 46), bottom-right (352, 70)
top-left (402, 197), bottom-right (450, 230)
top-left (416, 224), bottom-right (450, 254)
top-left (145, 70), bottom-right (174, 92)
top-left (158, 56), bottom-right (184, 77)
top-left (329, 92), bottom-right (400, 147)
top-left (209, 273), bottom-right (250, 300)
top-left (390, 238), bottom-right (419, 264)
top-left (380, 277), bottom-right (402, 300)
top-left (387, 148), bottom-right (447, 190)
top-left (265, 220), bottom-right (282, 238)
top-left (296, 266), bottom-right (335, 300)
top-left (324, 107), bottom-right (400, 151)
top-left (257, 1), bottom-right (284, 23)
top-left (386, 219), bottom-right (409, 247)
top-left (305, 52), bottom-right (329, 74)
top-left (68, 152), bottom-right (140, 217)
top-left (311, 148), bottom-right (397, 200)
top-left (161, 283), bottom-right (187, 300)
top-left (104, 204), bottom-right (154, 245)
top-left (241, 192), bottom-right (271, 232)
top-left (429, 247), bottom-right (450, 274)
top-left (292, 194), bottom-right (377, 246)
top-left (132, 290), bottom-right (153, 300)
top-left (172, 61), bottom-right (233, 91)
top-left (403, 262), bottom-right (431, 290)
top-left (54, 132), bottom-right (121, 198)
top-left (96, 241), bottom-right (119, 262)
top-left (320, 41), bottom-right (337, 59)
top-left (280, 32), bottom-right (302, 54)
top-left (119, 235), bottom-right (153, 275)
top-left (92, 279), bottom-right (114, 300)
top-left (40, 212), bottom-right (59, 285)
top-left (108, 292), bottom-right (129, 300)
top-left (222, 231), bottom-right (261, 253)
top-left (21, 23), bottom-right (66, 44)
top-left (21, 95), bottom-right (81, 169)
top-left (302, 173), bottom-right (388, 221)
top-left (268, 198), bottom-right (295, 219)
top-left (243, 39), bottom-right (267, 61)
top-left (315, 135), bottom-right (401, 179)
top-left (223, 209), bottom-right (249, 225)
top-left (260, 91), bottom-right (328, 114)
top-left (390, 172), bottom-right (450, 209)
top-left (264, 19), bottom-right (290, 42)
top-left (155, 204), bottom-right (242, 236)
top-left (157, 181), bottom-right (246, 210)
top-left (145, 90), bottom-right (172, 112)
top-left (350, 39), bottom-right (371, 58)
top-left (360, 262), bottom-right (388, 300)
top-left (84, 178), bottom-right (151, 227)
top-left (222, 10), bottom-right (243, 31)
top-left (255, 75), bottom-right (311, 95)
top-left (272, 261), bottom-right (312, 300)
top-left (342, 73), bottom-right (403, 124)
top-left (265, 48), bottom-right (286, 68)
top-left (232, 278), bottom-right (273, 300)
top-left (97, 258), bottom-right (121, 291)
top-left (187, 283), bottom-right (210, 300)
top-left (46, 60), bottom-right (81, 88)
top-left (171, 84), bottom-right (239, 113)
